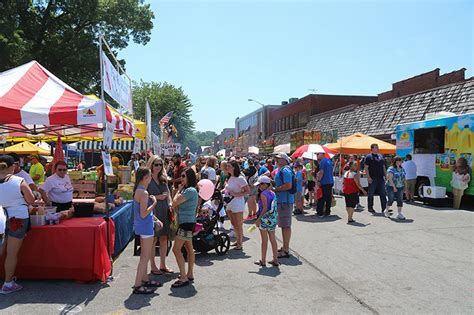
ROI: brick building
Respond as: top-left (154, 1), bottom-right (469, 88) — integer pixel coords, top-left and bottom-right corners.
top-left (213, 128), bottom-right (235, 154)
top-left (234, 105), bottom-right (279, 154)
top-left (269, 94), bottom-right (377, 135)
top-left (271, 68), bottom-right (472, 145)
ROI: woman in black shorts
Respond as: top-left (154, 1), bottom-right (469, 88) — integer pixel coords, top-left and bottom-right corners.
top-left (343, 162), bottom-right (367, 223)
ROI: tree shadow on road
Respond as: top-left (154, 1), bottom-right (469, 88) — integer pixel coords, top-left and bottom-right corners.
top-left (0, 280), bottom-right (108, 311)
top-left (123, 290), bottom-right (159, 310)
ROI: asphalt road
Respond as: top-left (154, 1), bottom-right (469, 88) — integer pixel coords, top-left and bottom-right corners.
top-left (0, 196), bottom-right (472, 314)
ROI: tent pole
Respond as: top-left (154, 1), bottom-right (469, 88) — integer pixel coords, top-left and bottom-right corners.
top-left (100, 34), bottom-right (113, 279)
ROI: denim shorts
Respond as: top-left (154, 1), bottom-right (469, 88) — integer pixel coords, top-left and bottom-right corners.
top-left (6, 218), bottom-right (29, 240)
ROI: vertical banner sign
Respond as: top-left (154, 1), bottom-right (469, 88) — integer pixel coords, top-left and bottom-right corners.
top-left (101, 51), bottom-right (132, 114)
top-left (103, 121), bottom-right (114, 150)
top-left (132, 138), bottom-right (141, 154)
top-left (152, 132), bottom-right (160, 154)
top-left (146, 100), bottom-right (152, 148)
top-left (101, 151), bottom-right (114, 176)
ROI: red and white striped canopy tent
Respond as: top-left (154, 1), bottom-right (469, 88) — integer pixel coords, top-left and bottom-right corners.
top-left (0, 60), bottom-right (135, 141)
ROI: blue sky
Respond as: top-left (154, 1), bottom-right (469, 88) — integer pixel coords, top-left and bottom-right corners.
top-left (120, 0), bottom-right (473, 133)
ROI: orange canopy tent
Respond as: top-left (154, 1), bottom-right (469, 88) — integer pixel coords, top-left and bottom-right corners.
top-left (326, 132), bottom-right (396, 154)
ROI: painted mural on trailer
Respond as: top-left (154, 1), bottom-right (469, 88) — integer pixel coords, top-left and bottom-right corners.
top-left (396, 113), bottom-right (474, 195)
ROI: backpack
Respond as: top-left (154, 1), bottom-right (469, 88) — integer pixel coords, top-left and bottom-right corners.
top-left (278, 166), bottom-right (297, 194)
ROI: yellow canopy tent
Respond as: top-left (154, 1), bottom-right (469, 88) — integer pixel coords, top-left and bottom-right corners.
top-left (326, 132), bottom-right (396, 154)
top-left (2, 141), bottom-right (50, 155)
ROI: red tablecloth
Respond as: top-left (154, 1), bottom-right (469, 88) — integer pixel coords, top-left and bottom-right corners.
top-left (0, 217), bottom-right (115, 282)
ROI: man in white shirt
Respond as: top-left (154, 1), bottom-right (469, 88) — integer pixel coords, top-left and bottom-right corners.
top-left (402, 154), bottom-right (417, 202)
top-left (9, 154), bottom-right (36, 191)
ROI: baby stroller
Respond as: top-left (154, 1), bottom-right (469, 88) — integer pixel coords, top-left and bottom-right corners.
top-left (186, 189), bottom-right (230, 256)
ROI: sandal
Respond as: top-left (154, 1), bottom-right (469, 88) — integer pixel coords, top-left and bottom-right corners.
top-left (150, 270), bottom-right (163, 276)
top-left (254, 260), bottom-right (266, 267)
top-left (132, 285), bottom-right (154, 294)
top-left (187, 277), bottom-right (194, 282)
top-left (171, 280), bottom-right (190, 288)
top-left (160, 267), bottom-right (174, 273)
top-left (268, 260), bottom-right (280, 267)
top-left (233, 246), bottom-right (243, 250)
top-left (142, 280), bottom-right (163, 287)
top-left (231, 242), bottom-right (238, 247)
top-left (277, 250), bottom-right (290, 258)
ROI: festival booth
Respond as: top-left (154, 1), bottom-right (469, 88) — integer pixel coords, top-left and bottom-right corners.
top-left (326, 133), bottom-right (396, 193)
top-left (0, 60), bottom-right (138, 282)
top-left (325, 132), bottom-right (396, 154)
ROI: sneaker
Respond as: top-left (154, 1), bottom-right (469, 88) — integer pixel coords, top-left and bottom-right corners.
top-left (355, 204), bottom-right (365, 210)
top-left (383, 209), bottom-right (391, 218)
top-left (293, 209), bottom-right (303, 215)
top-left (396, 213), bottom-right (406, 220)
top-left (0, 279), bottom-right (23, 294)
top-left (228, 230), bottom-right (235, 238)
top-left (368, 208), bottom-right (376, 213)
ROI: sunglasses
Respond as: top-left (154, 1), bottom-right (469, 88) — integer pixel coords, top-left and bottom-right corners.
top-left (57, 168), bottom-right (67, 172)
top-left (153, 163), bottom-right (163, 167)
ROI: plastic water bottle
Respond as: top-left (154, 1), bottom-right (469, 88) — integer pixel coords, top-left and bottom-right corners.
top-left (247, 224), bottom-right (257, 233)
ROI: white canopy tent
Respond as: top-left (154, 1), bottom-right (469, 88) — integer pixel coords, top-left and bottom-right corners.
top-left (273, 143), bottom-right (290, 154)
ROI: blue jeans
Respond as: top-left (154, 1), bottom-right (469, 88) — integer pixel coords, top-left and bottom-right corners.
top-left (367, 177), bottom-right (387, 211)
top-left (387, 186), bottom-right (404, 208)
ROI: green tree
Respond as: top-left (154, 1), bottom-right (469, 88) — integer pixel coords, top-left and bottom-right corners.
top-left (0, 0), bottom-right (154, 92)
top-left (184, 131), bottom-right (218, 154)
top-left (133, 81), bottom-right (195, 143)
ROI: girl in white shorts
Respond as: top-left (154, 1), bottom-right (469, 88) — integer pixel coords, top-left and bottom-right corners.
top-left (224, 161), bottom-right (250, 250)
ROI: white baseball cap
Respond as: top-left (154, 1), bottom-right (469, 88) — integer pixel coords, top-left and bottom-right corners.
top-left (254, 175), bottom-right (271, 186)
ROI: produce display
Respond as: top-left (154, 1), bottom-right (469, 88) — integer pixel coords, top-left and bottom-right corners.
top-left (117, 184), bottom-right (134, 200)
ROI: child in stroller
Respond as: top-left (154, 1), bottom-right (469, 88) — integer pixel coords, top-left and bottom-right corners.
top-left (191, 189), bottom-right (230, 256)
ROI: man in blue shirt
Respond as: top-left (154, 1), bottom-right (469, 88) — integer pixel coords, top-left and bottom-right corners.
top-left (363, 144), bottom-right (387, 213)
top-left (316, 152), bottom-right (334, 217)
top-left (273, 153), bottom-right (294, 259)
top-left (257, 161), bottom-right (269, 176)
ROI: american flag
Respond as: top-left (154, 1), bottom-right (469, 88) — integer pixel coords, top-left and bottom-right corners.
top-left (159, 111), bottom-right (173, 126)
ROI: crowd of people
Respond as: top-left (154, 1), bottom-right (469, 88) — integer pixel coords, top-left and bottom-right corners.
top-left (0, 142), bottom-right (471, 295)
